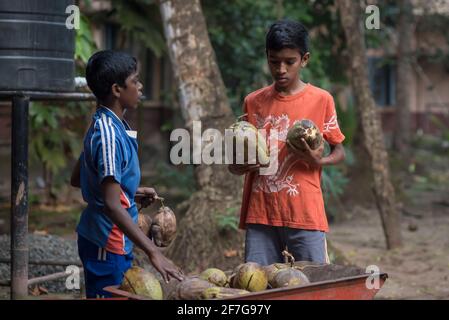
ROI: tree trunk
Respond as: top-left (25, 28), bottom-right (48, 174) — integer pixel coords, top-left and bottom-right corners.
top-left (158, 0), bottom-right (244, 272)
top-left (394, 0), bottom-right (415, 154)
top-left (337, 0), bottom-right (402, 249)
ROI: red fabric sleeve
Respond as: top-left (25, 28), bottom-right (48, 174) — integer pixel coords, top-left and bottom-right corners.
top-left (322, 95), bottom-right (345, 145)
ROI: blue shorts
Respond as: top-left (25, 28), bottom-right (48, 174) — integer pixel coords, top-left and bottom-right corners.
top-left (77, 235), bottom-right (133, 298)
top-left (245, 224), bottom-right (329, 265)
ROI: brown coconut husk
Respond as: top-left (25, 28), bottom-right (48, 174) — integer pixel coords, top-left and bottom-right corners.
top-left (151, 198), bottom-right (177, 247)
top-left (270, 268), bottom-right (310, 288)
top-left (137, 213), bottom-right (152, 237)
top-left (287, 119), bottom-right (323, 152)
top-left (167, 277), bottom-right (214, 300)
top-left (263, 263), bottom-right (288, 284)
top-left (267, 250), bottom-right (310, 288)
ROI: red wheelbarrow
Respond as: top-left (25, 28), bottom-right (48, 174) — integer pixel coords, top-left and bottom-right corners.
top-left (104, 263), bottom-right (388, 300)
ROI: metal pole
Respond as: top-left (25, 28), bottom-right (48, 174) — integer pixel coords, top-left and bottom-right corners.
top-left (0, 267), bottom-right (84, 287)
top-left (27, 268), bottom-right (84, 287)
top-left (10, 96), bottom-right (29, 300)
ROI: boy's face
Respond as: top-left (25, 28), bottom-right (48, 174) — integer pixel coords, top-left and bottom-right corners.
top-left (118, 71), bottom-right (143, 109)
top-left (267, 48), bottom-right (309, 91)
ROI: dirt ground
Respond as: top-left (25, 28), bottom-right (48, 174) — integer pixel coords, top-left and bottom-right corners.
top-left (328, 187), bottom-right (449, 300)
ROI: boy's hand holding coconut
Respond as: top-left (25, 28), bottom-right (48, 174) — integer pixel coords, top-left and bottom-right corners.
top-left (286, 119), bottom-right (325, 167)
top-left (227, 113), bottom-right (270, 175)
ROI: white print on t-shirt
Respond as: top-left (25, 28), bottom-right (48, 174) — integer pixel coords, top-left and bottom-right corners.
top-left (253, 153), bottom-right (300, 196)
top-left (323, 114), bottom-right (339, 133)
top-left (251, 113), bottom-right (300, 196)
top-left (254, 113), bottom-right (290, 142)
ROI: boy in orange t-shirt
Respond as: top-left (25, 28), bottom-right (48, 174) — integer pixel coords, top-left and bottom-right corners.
top-left (229, 20), bottom-right (346, 265)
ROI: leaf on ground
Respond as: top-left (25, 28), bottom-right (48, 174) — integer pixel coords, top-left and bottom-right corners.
top-left (33, 230), bottom-right (48, 236)
top-left (223, 249), bottom-right (237, 258)
top-left (30, 285), bottom-right (49, 296)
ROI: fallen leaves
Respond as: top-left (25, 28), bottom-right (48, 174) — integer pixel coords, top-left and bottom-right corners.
top-left (29, 285), bottom-right (48, 296)
top-left (223, 249), bottom-right (237, 258)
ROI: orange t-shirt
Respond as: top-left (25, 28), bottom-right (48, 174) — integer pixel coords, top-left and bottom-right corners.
top-left (239, 83), bottom-right (345, 232)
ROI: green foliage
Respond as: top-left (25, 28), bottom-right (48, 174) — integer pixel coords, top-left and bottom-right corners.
top-left (216, 207), bottom-right (239, 232)
top-left (151, 163), bottom-right (196, 199)
top-left (415, 11), bottom-right (449, 72)
top-left (321, 142), bottom-right (354, 206)
top-left (411, 117), bottom-right (449, 156)
top-left (429, 115), bottom-right (449, 144)
top-left (75, 14), bottom-right (97, 65)
top-left (110, 0), bottom-right (166, 56)
top-left (335, 98), bottom-right (358, 147)
top-left (322, 165), bottom-right (349, 204)
top-left (202, 0), bottom-right (347, 114)
top-left (29, 102), bottom-right (91, 199)
top-left (364, 0), bottom-right (398, 49)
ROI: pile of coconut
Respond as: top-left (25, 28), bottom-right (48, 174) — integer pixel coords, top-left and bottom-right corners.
top-left (120, 252), bottom-right (311, 300)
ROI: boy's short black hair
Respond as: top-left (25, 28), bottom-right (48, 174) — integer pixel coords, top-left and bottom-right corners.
top-left (266, 20), bottom-right (309, 57)
top-left (86, 50), bottom-right (137, 101)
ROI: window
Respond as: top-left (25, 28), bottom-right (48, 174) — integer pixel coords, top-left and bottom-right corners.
top-left (368, 57), bottom-right (396, 107)
top-left (104, 23), bottom-right (119, 50)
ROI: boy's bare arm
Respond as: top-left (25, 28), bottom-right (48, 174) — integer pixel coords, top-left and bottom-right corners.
top-left (288, 139), bottom-right (345, 167)
top-left (101, 177), bottom-right (183, 282)
top-left (70, 158), bottom-right (81, 188)
top-left (319, 143), bottom-right (346, 166)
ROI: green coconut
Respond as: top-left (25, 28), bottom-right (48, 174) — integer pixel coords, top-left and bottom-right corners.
top-left (169, 277), bottom-right (214, 300)
top-left (263, 263), bottom-right (288, 285)
top-left (228, 120), bottom-right (270, 166)
top-left (270, 268), bottom-right (310, 288)
top-left (287, 119), bottom-right (323, 152)
top-left (120, 266), bottom-right (163, 300)
top-left (199, 268), bottom-right (228, 287)
top-left (230, 262), bottom-right (268, 292)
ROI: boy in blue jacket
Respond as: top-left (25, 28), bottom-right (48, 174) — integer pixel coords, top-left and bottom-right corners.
top-left (71, 50), bottom-right (183, 298)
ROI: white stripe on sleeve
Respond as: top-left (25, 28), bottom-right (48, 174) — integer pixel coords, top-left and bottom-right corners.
top-left (98, 119), bottom-right (109, 176)
top-left (101, 114), bottom-right (114, 176)
top-left (109, 117), bottom-right (116, 175)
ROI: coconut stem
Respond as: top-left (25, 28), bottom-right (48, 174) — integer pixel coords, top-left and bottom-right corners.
top-left (237, 113), bottom-right (248, 121)
top-left (155, 196), bottom-right (165, 208)
top-left (282, 250), bottom-right (295, 267)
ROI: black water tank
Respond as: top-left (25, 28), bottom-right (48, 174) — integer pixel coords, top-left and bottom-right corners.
top-left (0, 0), bottom-right (75, 92)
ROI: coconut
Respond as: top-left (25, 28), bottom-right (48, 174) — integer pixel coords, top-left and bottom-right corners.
top-left (169, 277), bottom-right (214, 300)
top-left (120, 266), bottom-right (163, 300)
top-left (263, 263), bottom-right (288, 285)
top-left (270, 268), bottom-right (310, 288)
top-left (138, 213), bottom-right (152, 237)
top-left (287, 119), bottom-right (323, 152)
top-left (150, 205), bottom-right (177, 247)
top-left (199, 268), bottom-right (228, 287)
top-left (228, 120), bottom-right (270, 166)
top-left (201, 286), bottom-right (249, 300)
top-left (230, 262), bottom-right (268, 292)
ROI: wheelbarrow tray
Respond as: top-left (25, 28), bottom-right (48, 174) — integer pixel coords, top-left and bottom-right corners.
top-left (104, 263), bottom-right (388, 300)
